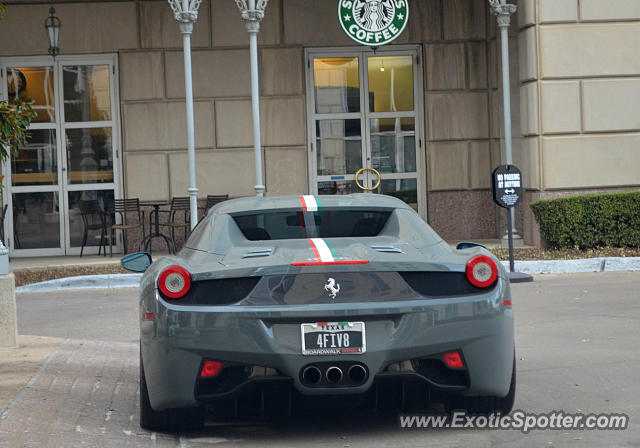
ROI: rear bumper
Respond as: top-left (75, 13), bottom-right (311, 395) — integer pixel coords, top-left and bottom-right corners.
top-left (141, 277), bottom-right (513, 410)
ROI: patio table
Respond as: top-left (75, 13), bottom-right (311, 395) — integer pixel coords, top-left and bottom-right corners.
top-left (140, 200), bottom-right (172, 254)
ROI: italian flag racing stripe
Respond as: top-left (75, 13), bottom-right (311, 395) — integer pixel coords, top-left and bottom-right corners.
top-left (299, 195), bottom-right (321, 212)
top-left (306, 238), bottom-right (321, 260)
top-left (324, 239), bottom-right (338, 259)
top-left (308, 238), bottom-right (334, 262)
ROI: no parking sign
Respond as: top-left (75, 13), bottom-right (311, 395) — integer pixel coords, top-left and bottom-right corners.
top-left (492, 165), bottom-right (522, 209)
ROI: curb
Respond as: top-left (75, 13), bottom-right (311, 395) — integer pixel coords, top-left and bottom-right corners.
top-left (15, 257), bottom-right (640, 292)
top-left (500, 257), bottom-right (640, 275)
top-left (16, 274), bottom-right (142, 293)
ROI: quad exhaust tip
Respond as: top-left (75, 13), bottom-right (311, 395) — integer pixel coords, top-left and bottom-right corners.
top-left (326, 366), bottom-right (343, 383)
top-left (347, 364), bottom-right (368, 384)
top-left (302, 365), bottom-right (322, 384)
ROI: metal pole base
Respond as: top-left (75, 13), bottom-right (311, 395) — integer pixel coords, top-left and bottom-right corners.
top-left (508, 271), bottom-right (534, 283)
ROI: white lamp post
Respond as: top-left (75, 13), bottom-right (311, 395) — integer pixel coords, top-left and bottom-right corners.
top-left (234, 0), bottom-right (269, 197)
top-left (168, 0), bottom-right (201, 229)
top-left (488, 0), bottom-right (523, 245)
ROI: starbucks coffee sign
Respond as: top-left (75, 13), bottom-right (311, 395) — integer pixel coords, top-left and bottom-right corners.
top-left (338, 0), bottom-right (409, 47)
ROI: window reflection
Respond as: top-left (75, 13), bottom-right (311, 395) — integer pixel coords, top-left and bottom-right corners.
top-left (11, 130), bottom-right (57, 186)
top-left (68, 190), bottom-right (114, 248)
top-left (370, 117), bottom-right (416, 173)
top-left (314, 58), bottom-right (360, 114)
top-left (368, 56), bottom-right (414, 112)
top-left (66, 128), bottom-right (113, 184)
top-left (316, 119), bottom-right (362, 176)
top-left (63, 65), bottom-right (111, 122)
top-left (376, 178), bottom-right (418, 210)
top-left (12, 192), bottom-right (60, 249)
top-left (7, 67), bottom-right (55, 122)
top-left (318, 180), bottom-right (360, 196)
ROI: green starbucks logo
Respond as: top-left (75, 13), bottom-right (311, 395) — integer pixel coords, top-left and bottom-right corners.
top-left (338, 0), bottom-right (409, 47)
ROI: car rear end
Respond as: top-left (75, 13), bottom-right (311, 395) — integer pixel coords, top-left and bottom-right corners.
top-left (140, 228), bottom-right (513, 416)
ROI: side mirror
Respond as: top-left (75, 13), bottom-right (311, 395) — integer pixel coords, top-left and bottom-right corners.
top-left (121, 252), bottom-right (152, 272)
top-left (456, 241), bottom-right (487, 250)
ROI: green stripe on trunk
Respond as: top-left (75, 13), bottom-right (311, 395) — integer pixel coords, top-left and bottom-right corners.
top-left (324, 239), bottom-right (338, 258)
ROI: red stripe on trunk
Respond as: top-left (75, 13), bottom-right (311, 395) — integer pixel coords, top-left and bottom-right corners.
top-left (291, 260), bottom-right (369, 266)
top-left (299, 195), bottom-right (307, 211)
top-left (306, 238), bottom-right (321, 260)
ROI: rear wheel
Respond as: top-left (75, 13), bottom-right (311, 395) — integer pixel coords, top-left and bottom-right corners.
top-left (139, 353), bottom-right (205, 433)
top-left (446, 353), bottom-right (516, 415)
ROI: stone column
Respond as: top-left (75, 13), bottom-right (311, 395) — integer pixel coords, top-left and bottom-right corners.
top-left (0, 273), bottom-right (17, 348)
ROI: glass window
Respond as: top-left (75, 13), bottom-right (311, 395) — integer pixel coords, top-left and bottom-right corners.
top-left (370, 117), bottom-right (416, 173)
top-left (65, 128), bottom-right (113, 184)
top-left (316, 119), bottom-right (362, 176)
top-left (7, 67), bottom-right (55, 122)
top-left (367, 56), bottom-right (414, 112)
top-left (63, 65), bottom-right (111, 122)
top-left (11, 130), bottom-right (57, 186)
top-left (68, 190), bottom-right (114, 248)
top-left (12, 192), bottom-right (60, 249)
top-left (233, 210), bottom-right (393, 241)
top-left (314, 58), bottom-right (360, 114)
top-left (318, 180), bottom-right (359, 196)
top-left (376, 179), bottom-right (418, 211)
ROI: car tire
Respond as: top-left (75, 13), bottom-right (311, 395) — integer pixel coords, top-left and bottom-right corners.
top-left (445, 352), bottom-right (516, 415)
top-left (139, 352), bottom-right (205, 433)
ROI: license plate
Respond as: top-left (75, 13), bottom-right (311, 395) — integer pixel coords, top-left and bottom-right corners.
top-left (301, 322), bottom-right (366, 355)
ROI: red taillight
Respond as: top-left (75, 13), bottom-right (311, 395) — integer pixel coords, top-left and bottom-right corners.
top-left (158, 265), bottom-right (191, 299)
top-left (465, 255), bottom-right (498, 288)
top-left (200, 360), bottom-right (223, 378)
top-left (442, 351), bottom-right (465, 369)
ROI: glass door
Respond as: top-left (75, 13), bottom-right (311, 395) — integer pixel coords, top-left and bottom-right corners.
top-left (60, 62), bottom-right (117, 255)
top-left (1, 55), bottom-right (120, 256)
top-left (2, 63), bottom-right (63, 256)
top-left (306, 47), bottom-right (425, 216)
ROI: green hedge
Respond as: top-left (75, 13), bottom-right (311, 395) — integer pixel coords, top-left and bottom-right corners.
top-left (530, 191), bottom-right (640, 249)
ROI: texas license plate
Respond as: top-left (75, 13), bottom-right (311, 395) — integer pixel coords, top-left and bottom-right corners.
top-left (301, 322), bottom-right (366, 355)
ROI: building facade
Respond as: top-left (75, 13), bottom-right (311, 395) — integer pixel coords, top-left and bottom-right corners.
top-left (0, 0), bottom-right (638, 256)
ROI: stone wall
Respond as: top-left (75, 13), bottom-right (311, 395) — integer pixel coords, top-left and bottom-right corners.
top-left (518, 0), bottom-right (640, 244)
top-left (120, 0), bottom-right (307, 201)
top-left (424, 0), bottom-right (515, 240)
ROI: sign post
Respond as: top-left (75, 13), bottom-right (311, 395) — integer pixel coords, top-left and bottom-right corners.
top-left (492, 165), bottom-right (532, 282)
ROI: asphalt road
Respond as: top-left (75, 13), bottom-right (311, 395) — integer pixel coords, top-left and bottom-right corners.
top-left (13, 272), bottom-right (640, 447)
top-left (17, 287), bottom-right (139, 342)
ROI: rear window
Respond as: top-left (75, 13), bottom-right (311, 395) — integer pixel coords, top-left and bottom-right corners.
top-left (232, 209), bottom-right (392, 241)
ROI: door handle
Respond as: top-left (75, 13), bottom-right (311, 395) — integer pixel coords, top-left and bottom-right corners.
top-left (354, 167), bottom-right (381, 191)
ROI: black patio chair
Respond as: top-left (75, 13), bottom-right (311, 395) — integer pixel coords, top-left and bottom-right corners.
top-left (198, 194), bottom-right (229, 221)
top-left (107, 198), bottom-right (146, 255)
top-left (78, 200), bottom-right (109, 257)
top-left (157, 197), bottom-right (191, 254)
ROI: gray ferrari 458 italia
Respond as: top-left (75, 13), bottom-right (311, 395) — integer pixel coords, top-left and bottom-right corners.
top-left (122, 194), bottom-right (515, 432)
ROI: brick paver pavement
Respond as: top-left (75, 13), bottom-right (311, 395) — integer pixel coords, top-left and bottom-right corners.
top-left (0, 339), bottom-right (192, 447)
